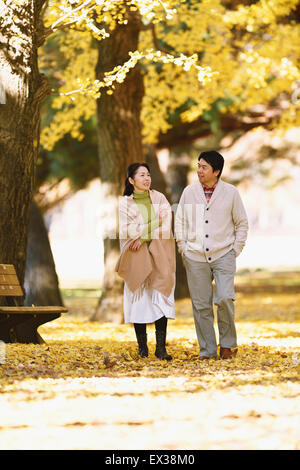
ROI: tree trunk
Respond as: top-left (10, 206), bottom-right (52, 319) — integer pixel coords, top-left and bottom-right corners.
top-left (24, 200), bottom-right (63, 306)
top-left (92, 10), bottom-right (144, 322)
top-left (0, 1), bottom-right (49, 292)
top-left (144, 144), bottom-right (169, 197)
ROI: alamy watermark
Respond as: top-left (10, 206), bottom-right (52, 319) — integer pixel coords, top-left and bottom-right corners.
top-left (98, 200), bottom-right (208, 241)
top-left (0, 341), bottom-right (6, 364)
top-left (0, 82), bottom-right (6, 105)
top-left (291, 81), bottom-right (300, 105)
top-left (292, 352), bottom-right (300, 366)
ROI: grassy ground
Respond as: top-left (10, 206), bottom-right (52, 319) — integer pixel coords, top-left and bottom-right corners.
top-left (0, 271), bottom-right (299, 450)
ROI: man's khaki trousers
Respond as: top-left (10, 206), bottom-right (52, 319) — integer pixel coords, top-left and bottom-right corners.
top-left (183, 249), bottom-right (237, 358)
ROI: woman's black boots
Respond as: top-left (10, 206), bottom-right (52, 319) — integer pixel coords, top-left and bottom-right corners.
top-left (155, 316), bottom-right (172, 361)
top-left (134, 318), bottom-right (172, 360)
top-left (134, 323), bottom-right (148, 358)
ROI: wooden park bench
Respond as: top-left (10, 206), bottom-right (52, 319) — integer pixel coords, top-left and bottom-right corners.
top-left (0, 264), bottom-right (68, 344)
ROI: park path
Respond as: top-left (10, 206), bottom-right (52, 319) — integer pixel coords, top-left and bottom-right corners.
top-left (0, 294), bottom-right (299, 450)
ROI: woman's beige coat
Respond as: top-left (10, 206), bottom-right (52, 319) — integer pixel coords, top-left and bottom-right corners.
top-left (115, 190), bottom-right (175, 297)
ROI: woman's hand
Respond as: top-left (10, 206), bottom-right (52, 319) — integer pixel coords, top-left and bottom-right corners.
top-left (129, 239), bottom-right (142, 251)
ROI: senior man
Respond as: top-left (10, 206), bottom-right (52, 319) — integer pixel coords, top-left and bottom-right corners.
top-left (175, 150), bottom-right (248, 360)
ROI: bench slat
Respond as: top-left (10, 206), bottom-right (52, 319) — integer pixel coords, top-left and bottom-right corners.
top-left (0, 306), bottom-right (68, 314)
top-left (0, 264), bottom-right (16, 275)
top-left (0, 274), bottom-right (21, 286)
top-left (0, 263), bottom-right (68, 343)
top-left (0, 285), bottom-right (23, 296)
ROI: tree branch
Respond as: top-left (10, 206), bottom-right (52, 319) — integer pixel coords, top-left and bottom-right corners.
top-left (156, 108), bottom-right (283, 149)
top-left (42, 0), bottom-right (96, 39)
top-left (150, 23), bottom-right (174, 55)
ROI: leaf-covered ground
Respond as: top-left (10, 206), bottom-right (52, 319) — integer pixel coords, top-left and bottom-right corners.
top-left (0, 284), bottom-right (300, 450)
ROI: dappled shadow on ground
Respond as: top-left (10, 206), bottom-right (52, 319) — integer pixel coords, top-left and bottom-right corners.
top-left (1, 284), bottom-right (299, 450)
top-left (235, 271), bottom-right (300, 293)
top-left (1, 336), bottom-right (299, 399)
top-left (176, 292), bottom-right (300, 322)
top-left (61, 271), bottom-right (300, 317)
top-left (1, 297), bottom-right (299, 400)
top-left (0, 287), bottom-right (299, 396)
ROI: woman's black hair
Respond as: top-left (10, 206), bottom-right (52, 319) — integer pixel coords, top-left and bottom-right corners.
top-left (123, 162), bottom-right (151, 196)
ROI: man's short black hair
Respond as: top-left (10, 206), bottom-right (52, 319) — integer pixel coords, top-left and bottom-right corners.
top-left (198, 150), bottom-right (224, 179)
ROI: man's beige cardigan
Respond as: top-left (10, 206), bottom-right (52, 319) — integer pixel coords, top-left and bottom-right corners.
top-left (115, 190), bottom-right (175, 297)
top-left (175, 179), bottom-right (248, 262)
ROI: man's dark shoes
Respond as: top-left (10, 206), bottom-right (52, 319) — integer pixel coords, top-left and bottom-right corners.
top-left (220, 347), bottom-right (238, 359)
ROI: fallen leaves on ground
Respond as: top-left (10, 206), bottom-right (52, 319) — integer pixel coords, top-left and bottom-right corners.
top-left (0, 292), bottom-right (299, 450)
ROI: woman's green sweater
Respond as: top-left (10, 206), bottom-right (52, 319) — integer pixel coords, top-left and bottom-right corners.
top-left (133, 190), bottom-right (160, 243)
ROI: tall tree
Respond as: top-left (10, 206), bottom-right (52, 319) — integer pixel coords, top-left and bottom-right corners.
top-left (0, 0), bottom-right (49, 288)
top-left (93, 8), bottom-right (144, 321)
top-left (24, 200), bottom-right (63, 306)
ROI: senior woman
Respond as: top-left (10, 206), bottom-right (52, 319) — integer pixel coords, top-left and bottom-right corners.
top-left (115, 162), bottom-right (175, 360)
